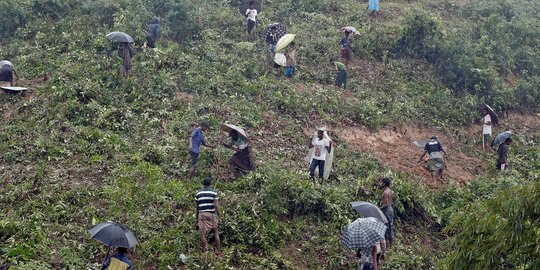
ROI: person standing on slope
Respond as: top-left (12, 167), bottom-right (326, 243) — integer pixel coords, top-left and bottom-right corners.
top-left (145, 18), bottom-right (160, 49)
top-left (497, 137), bottom-right (512, 172)
top-left (379, 178), bottom-right (394, 246)
top-left (419, 137), bottom-right (447, 182)
top-left (245, 2), bottom-right (258, 40)
top-left (189, 122), bottom-right (215, 179)
top-left (308, 128), bottom-right (332, 182)
top-left (195, 177), bottom-right (222, 256)
top-left (339, 30), bottom-right (352, 66)
top-left (481, 107), bottom-right (492, 151)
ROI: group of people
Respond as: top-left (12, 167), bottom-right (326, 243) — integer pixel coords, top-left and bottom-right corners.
top-left (188, 122), bottom-right (256, 181)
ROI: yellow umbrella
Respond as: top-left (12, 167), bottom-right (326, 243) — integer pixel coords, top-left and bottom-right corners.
top-left (275, 34), bottom-right (296, 52)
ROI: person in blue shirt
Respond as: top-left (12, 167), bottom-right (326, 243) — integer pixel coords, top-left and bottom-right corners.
top-left (339, 30), bottom-right (352, 66)
top-left (102, 247), bottom-right (132, 270)
top-left (189, 122), bottom-right (215, 179)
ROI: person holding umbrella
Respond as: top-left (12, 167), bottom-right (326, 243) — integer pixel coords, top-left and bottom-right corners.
top-left (497, 137), bottom-right (512, 172)
top-left (339, 30), bottom-right (352, 66)
top-left (101, 247), bottom-right (133, 270)
top-left (341, 217), bottom-right (387, 270)
top-left (222, 124), bottom-right (256, 179)
top-left (88, 221), bottom-right (138, 270)
top-left (284, 42), bottom-right (297, 78)
top-left (118, 42), bottom-right (133, 79)
top-left (266, 26), bottom-right (279, 53)
top-left (419, 137), bottom-right (447, 182)
top-left (481, 107), bottom-right (493, 151)
top-left (107, 32), bottom-right (135, 79)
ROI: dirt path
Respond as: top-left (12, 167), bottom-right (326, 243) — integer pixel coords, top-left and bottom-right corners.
top-left (338, 113), bottom-right (539, 188)
top-left (339, 124), bottom-right (485, 187)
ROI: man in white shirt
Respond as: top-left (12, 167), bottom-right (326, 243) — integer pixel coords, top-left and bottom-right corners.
top-left (481, 108), bottom-right (492, 150)
top-left (308, 129), bottom-right (332, 181)
top-left (245, 2), bottom-right (258, 39)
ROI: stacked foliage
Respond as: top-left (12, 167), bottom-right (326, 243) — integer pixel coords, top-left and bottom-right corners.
top-left (1, 0), bottom-right (539, 269)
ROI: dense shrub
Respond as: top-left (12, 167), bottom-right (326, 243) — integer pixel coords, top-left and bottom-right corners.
top-left (0, 0), bottom-right (27, 38)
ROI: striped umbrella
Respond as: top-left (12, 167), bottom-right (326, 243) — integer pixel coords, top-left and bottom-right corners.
top-left (341, 217), bottom-right (386, 250)
top-left (260, 23), bottom-right (287, 42)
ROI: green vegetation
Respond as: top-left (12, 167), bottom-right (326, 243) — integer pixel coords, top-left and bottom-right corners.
top-left (1, 0), bottom-right (539, 269)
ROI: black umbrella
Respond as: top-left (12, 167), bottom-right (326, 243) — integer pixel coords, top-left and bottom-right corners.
top-left (106, 32), bottom-right (134, 43)
top-left (88, 222), bottom-right (138, 248)
top-left (260, 23), bottom-right (287, 41)
top-left (480, 104), bottom-right (499, 125)
top-left (239, 1), bottom-right (261, 15)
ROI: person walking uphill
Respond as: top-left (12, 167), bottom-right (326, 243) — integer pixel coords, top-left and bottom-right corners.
top-left (339, 30), bottom-right (352, 66)
top-left (196, 177), bottom-right (222, 256)
top-left (0, 59), bottom-right (19, 86)
top-left (245, 1), bottom-right (258, 40)
top-left (145, 18), bottom-right (160, 49)
top-left (497, 138), bottom-right (512, 172)
top-left (118, 42), bottom-right (133, 79)
top-left (189, 122), bottom-right (215, 179)
top-left (419, 137), bottom-right (447, 181)
top-left (308, 128), bottom-right (332, 182)
top-left (101, 247), bottom-right (133, 270)
top-left (379, 178), bottom-right (394, 245)
top-left (284, 42), bottom-right (297, 78)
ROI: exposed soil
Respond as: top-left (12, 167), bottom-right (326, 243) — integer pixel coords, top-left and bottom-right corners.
top-left (339, 123), bottom-right (485, 188)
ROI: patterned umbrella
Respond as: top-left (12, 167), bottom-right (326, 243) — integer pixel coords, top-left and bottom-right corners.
top-left (88, 222), bottom-right (138, 248)
top-left (260, 23), bottom-right (287, 42)
top-left (341, 217), bottom-right (386, 250)
top-left (350, 202), bottom-right (388, 224)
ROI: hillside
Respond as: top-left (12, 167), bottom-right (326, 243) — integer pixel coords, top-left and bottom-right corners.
top-left (1, 0), bottom-right (539, 269)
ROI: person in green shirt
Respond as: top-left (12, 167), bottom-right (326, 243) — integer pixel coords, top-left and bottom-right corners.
top-left (333, 61), bottom-right (347, 89)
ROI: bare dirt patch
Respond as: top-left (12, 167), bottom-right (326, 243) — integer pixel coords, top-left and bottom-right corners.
top-left (339, 124), bottom-right (485, 187)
